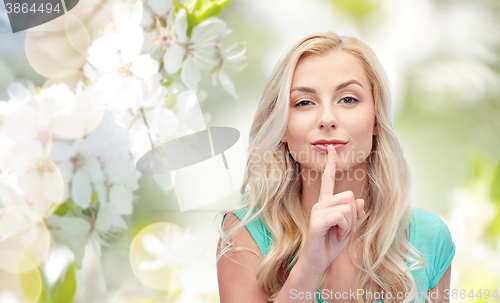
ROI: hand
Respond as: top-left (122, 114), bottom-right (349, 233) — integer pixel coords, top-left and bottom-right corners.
top-left (301, 145), bottom-right (366, 276)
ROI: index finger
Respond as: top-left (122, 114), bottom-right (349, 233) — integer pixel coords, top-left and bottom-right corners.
top-left (319, 145), bottom-right (338, 201)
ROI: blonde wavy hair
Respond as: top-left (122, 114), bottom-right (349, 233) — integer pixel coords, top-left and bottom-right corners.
top-left (217, 32), bottom-right (426, 303)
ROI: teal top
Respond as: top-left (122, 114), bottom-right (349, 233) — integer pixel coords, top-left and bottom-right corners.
top-left (222, 207), bottom-right (455, 303)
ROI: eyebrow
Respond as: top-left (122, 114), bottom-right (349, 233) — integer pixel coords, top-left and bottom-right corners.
top-left (290, 86), bottom-right (316, 94)
top-left (336, 80), bottom-right (363, 91)
top-left (290, 80), bottom-right (363, 94)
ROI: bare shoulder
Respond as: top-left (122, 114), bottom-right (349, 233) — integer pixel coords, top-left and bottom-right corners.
top-left (217, 212), bottom-right (269, 303)
top-left (219, 212), bottom-right (263, 258)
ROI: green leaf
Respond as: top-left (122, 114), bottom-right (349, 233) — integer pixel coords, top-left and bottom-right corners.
top-left (54, 198), bottom-right (80, 216)
top-left (90, 190), bottom-right (99, 206)
top-left (194, 0), bottom-right (230, 24)
top-left (81, 209), bottom-right (92, 216)
top-left (491, 159), bottom-right (500, 205)
top-left (161, 76), bottom-right (174, 88)
top-left (172, 1), bottom-right (198, 38)
top-left (54, 202), bottom-right (70, 216)
top-left (173, 0), bottom-right (185, 12)
top-left (184, 0), bottom-right (202, 13)
top-left (178, 0), bottom-right (231, 37)
top-left (185, 11), bottom-right (198, 37)
top-left (51, 264), bottom-right (76, 303)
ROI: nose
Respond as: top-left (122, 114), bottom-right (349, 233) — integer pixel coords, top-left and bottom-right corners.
top-left (317, 103), bottom-right (338, 129)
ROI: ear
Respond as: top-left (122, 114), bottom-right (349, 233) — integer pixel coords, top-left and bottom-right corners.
top-left (373, 120), bottom-right (378, 136)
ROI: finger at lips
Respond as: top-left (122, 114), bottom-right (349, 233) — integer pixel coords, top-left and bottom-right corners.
top-left (319, 145), bottom-right (337, 203)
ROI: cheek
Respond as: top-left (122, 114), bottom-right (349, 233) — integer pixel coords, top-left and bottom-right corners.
top-left (342, 112), bottom-right (375, 148)
top-left (286, 114), bottom-right (309, 142)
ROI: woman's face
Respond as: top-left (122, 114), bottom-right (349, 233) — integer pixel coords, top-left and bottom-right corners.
top-left (282, 50), bottom-right (377, 176)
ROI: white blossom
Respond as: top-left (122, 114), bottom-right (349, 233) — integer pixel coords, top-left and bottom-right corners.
top-left (0, 101), bottom-right (64, 218)
top-left (0, 0), bottom-right (245, 299)
top-left (7, 82), bottom-right (38, 109)
top-left (85, 0), bottom-right (160, 115)
top-left (0, 151), bottom-right (64, 218)
top-left (0, 205), bottom-right (50, 268)
top-left (50, 111), bottom-right (140, 233)
top-left (211, 42), bottom-right (246, 99)
top-left (163, 9), bottom-right (226, 89)
top-left (141, 0), bottom-right (173, 30)
top-left (37, 81), bottom-right (106, 139)
top-left (0, 99), bottom-right (52, 158)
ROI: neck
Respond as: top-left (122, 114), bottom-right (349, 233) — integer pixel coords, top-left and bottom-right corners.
top-left (300, 161), bottom-right (370, 219)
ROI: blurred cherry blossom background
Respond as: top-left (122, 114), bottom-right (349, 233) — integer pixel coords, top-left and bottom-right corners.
top-left (0, 0), bottom-right (499, 302)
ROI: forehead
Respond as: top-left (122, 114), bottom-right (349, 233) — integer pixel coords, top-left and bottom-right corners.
top-left (291, 50), bottom-right (370, 87)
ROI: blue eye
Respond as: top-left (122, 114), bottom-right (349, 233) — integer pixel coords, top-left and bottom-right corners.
top-left (340, 97), bottom-right (358, 104)
top-left (295, 100), bottom-right (313, 107)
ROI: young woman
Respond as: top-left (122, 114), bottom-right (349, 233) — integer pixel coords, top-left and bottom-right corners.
top-left (216, 32), bottom-right (455, 303)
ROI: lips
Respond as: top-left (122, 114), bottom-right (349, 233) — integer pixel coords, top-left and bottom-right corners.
top-left (311, 139), bottom-right (348, 145)
top-left (311, 139), bottom-right (348, 153)
top-left (312, 143), bottom-right (346, 152)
